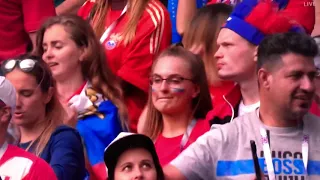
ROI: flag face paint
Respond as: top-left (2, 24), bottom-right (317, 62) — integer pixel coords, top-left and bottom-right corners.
top-left (171, 88), bottom-right (185, 93)
top-left (151, 87), bottom-right (157, 92)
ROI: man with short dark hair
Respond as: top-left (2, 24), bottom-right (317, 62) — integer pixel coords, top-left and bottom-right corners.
top-left (0, 76), bottom-right (57, 180)
top-left (164, 32), bottom-right (320, 180)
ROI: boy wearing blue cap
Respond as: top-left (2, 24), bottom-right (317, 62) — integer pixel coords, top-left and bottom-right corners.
top-left (206, 0), bottom-right (314, 126)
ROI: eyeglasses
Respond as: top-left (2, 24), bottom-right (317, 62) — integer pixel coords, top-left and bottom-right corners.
top-left (149, 75), bottom-right (193, 88)
top-left (1, 59), bottom-right (37, 74)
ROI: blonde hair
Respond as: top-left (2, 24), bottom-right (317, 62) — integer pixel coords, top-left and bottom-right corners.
top-left (90, 0), bottom-right (149, 46)
top-left (142, 46), bottom-right (213, 140)
top-left (183, 4), bottom-right (232, 86)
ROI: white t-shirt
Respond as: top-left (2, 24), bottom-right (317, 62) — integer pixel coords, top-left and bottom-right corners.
top-left (238, 100), bottom-right (260, 117)
top-left (171, 110), bottom-right (320, 180)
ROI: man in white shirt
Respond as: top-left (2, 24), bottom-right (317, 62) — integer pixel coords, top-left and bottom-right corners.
top-left (164, 32), bottom-right (320, 179)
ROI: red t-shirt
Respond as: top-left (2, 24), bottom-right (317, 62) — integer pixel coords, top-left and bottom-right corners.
top-left (154, 119), bottom-right (210, 166)
top-left (310, 101), bottom-right (320, 117)
top-left (0, 144), bottom-right (57, 180)
top-left (78, 0), bottom-right (172, 132)
top-left (210, 81), bottom-right (236, 108)
top-left (0, 0), bottom-right (56, 62)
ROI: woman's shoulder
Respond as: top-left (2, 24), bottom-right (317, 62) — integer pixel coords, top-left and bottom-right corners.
top-left (50, 125), bottom-right (82, 143)
top-left (139, 0), bottom-right (170, 27)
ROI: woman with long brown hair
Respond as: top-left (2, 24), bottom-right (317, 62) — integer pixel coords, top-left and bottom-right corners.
top-left (36, 15), bottom-right (128, 180)
top-left (141, 46), bottom-right (212, 166)
top-left (1, 54), bottom-right (86, 180)
top-left (78, 0), bottom-right (172, 132)
top-left (183, 3), bottom-right (234, 109)
top-left (138, 4), bottom-right (234, 131)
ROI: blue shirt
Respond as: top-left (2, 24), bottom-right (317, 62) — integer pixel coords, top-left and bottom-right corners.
top-left (19, 125), bottom-right (87, 180)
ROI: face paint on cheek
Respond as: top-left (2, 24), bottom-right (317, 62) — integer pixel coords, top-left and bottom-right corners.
top-left (151, 87), bottom-right (157, 93)
top-left (171, 88), bottom-right (185, 93)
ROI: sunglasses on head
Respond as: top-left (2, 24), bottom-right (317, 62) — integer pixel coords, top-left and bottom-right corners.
top-left (1, 59), bottom-right (37, 74)
top-left (1, 58), bottom-right (53, 89)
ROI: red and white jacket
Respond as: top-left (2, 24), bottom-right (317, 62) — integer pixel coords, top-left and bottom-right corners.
top-left (0, 143), bottom-right (57, 180)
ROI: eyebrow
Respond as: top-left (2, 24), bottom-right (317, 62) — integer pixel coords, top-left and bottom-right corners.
top-left (43, 40), bottom-right (63, 46)
top-left (119, 162), bottom-right (132, 168)
top-left (141, 159), bottom-right (152, 163)
top-left (152, 73), bottom-right (184, 77)
top-left (18, 88), bottom-right (34, 92)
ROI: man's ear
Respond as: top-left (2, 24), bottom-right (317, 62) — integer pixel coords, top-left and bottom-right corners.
top-left (192, 85), bottom-right (200, 98)
top-left (79, 46), bottom-right (88, 62)
top-left (257, 68), bottom-right (271, 90)
top-left (253, 46), bottom-right (258, 62)
top-left (44, 87), bottom-right (54, 104)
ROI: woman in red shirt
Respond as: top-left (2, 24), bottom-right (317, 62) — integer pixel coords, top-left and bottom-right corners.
top-left (141, 46), bottom-right (212, 166)
top-left (78, 0), bottom-right (172, 132)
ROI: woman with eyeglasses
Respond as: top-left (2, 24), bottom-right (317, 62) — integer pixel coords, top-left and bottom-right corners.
top-left (140, 46), bottom-right (212, 166)
top-left (36, 15), bottom-right (128, 180)
top-left (1, 55), bottom-right (87, 180)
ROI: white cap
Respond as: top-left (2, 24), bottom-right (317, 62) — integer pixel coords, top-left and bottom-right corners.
top-left (104, 132), bottom-right (135, 151)
top-left (104, 132), bottom-right (157, 173)
top-left (0, 76), bottom-right (16, 111)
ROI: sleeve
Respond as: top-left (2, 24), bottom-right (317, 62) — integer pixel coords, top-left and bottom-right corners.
top-left (279, 0), bottom-right (315, 35)
top-left (22, 0), bottom-right (56, 32)
top-left (117, 3), bottom-right (170, 92)
top-left (77, 1), bottom-right (95, 19)
top-left (25, 159), bottom-right (58, 180)
top-left (49, 129), bottom-right (86, 180)
top-left (170, 130), bottom-right (223, 180)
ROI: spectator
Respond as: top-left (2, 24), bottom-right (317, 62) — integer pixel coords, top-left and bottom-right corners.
top-left (139, 46), bottom-right (212, 166)
top-left (310, 36), bottom-right (320, 116)
top-left (1, 55), bottom-right (87, 180)
top-left (205, 0), bottom-right (310, 126)
top-left (104, 132), bottom-right (164, 180)
top-left (0, 76), bottom-right (57, 180)
top-left (164, 32), bottom-right (320, 180)
top-left (37, 15), bottom-right (128, 180)
top-left (183, 3), bottom-right (234, 114)
top-left (0, 0), bottom-right (56, 63)
top-left (78, 0), bottom-right (172, 132)
top-left (176, 0), bottom-right (239, 41)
